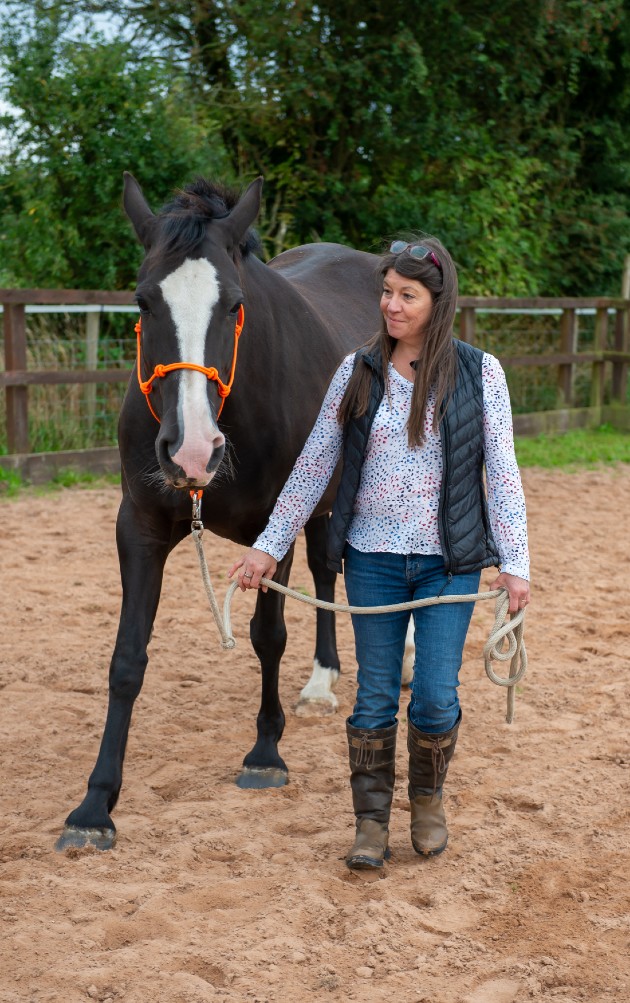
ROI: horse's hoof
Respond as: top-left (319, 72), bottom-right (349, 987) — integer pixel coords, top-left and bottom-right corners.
top-left (54, 825), bottom-right (117, 852)
top-left (294, 695), bottom-right (338, 717)
top-left (236, 767), bottom-right (288, 790)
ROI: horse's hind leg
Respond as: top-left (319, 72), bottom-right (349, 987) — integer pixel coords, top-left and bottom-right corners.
top-left (55, 497), bottom-right (172, 851)
top-left (237, 548), bottom-right (296, 789)
top-left (295, 514), bottom-right (341, 717)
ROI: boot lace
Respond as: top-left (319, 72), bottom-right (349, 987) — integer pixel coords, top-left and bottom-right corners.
top-left (355, 733), bottom-right (377, 770)
top-left (431, 738), bottom-right (448, 795)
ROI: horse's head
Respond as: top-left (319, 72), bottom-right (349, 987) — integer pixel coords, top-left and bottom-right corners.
top-left (123, 172), bottom-right (262, 490)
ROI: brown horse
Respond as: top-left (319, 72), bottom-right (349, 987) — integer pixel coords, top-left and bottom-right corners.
top-left (56, 174), bottom-right (382, 850)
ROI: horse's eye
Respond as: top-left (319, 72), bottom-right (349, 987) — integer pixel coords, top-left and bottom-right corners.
top-left (135, 296), bottom-right (150, 315)
top-left (229, 301), bottom-right (242, 316)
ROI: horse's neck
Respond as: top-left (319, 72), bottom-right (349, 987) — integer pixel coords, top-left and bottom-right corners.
top-left (244, 252), bottom-right (301, 306)
top-left (241, 254), bottom-right (318, 354)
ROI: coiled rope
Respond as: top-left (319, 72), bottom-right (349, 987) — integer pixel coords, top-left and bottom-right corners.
top-left (191, 528), bottom-right (527, 724)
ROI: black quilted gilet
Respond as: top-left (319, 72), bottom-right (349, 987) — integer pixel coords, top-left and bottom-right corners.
top-left (326, 340), bottom-right (500, 575)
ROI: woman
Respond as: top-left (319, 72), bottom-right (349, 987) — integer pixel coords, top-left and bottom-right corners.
top-left (228, 237), bottom-right (530, 870)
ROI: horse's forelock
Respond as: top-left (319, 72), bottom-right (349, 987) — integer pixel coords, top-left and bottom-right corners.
top-left (148, 177), bottom-right (259, 263)
top-left (167, 178), bottom-right (235, 219)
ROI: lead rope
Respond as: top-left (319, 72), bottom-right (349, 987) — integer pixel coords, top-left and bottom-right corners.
top-left (189, 493), bottom-right (527, 723)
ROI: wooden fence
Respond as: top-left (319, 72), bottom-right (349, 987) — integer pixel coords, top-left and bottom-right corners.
top-left (457, 295), bottom-right (630, 434)
top-left (1, 288), bottom-right (629, 480)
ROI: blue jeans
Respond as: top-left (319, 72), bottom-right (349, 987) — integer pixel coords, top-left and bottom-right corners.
top-left (343, 546), bottom-right (481, 734)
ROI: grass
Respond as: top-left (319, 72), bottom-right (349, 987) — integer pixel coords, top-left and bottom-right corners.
top-left (1, 427), bottom-right (628, 500)
top-left (0, 465), bottom-right (24, 498)
top-left (50, 469), bottom-right (121, 489)
top-left (0, 466), bottom-right (120, 500)
top-left (514, 425), bottom-right (630, 469)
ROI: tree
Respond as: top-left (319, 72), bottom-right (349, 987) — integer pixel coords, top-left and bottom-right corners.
top-left (0, 3), bottom-right (228, 288)
top-left (2, 0), bottom-right (629, 294)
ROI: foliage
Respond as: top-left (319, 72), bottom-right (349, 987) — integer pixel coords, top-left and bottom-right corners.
top-left (0, 0), bottom-right (629, 294)
top-left (0, 3), bottom-right (229, 288)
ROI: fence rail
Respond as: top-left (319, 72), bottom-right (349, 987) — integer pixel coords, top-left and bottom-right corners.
top-left (2, 289), bottom-right (629, 465)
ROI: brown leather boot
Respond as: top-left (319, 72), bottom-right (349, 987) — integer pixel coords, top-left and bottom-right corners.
top-left (345, 720), bottom-right (397, 870)
top-left (407, 712), bottom-right (461, 857)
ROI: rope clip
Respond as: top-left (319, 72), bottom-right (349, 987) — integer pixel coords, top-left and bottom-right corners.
top-left (190, 489), bottom-right (204, 535)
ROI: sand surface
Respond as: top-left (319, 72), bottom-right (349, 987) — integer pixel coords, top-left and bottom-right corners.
top-left (1, 467), bottom-right (629, 1003)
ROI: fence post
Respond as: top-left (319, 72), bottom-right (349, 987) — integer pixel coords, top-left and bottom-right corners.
top-left (612, 307), bottom-right (629, 405)
top-left (590, 307), bottom-right (608, 411)
top-left (557, 308), bottom-right (578, 407)
top-left (85, 310), bottom-right (100, 430)
top-left (4, 303), bottom-right (29, 454)
top-left (612, 257), bottom-right (630, 404)
top-left (459, 307), bottom-right (476, 344)
top-left (623, 255), bottom-right (630, 298)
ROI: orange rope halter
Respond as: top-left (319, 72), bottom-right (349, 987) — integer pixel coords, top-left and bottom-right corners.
top-left (136, 305), bottom-right (245, 422)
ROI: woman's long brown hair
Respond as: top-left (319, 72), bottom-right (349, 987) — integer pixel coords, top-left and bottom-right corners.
top-left (337, 236), bottom-right (458, 447)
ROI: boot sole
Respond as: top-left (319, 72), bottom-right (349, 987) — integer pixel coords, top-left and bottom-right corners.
top-left (346, 847), bottom-right (391, 870)
top-left (412, 838), bottom-right (447, 857)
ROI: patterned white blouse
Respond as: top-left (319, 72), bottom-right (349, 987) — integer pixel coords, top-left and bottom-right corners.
top-left (254, 352), bottom-right (530, 580)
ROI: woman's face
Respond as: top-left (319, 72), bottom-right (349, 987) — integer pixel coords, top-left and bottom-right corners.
top-left (380, 268), bottom-right (433, 351)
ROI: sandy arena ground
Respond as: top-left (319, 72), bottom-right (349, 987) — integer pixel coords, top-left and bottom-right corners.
top-left (1, 466), bottom-right (629, 1003)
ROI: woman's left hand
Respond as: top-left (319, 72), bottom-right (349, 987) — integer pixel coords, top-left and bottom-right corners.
top-left (228, 547), bottom-right (278, 593)
top-left (489, 572), bottom-right (530, 615)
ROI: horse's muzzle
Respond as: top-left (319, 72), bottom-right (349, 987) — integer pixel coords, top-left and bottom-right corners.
top-left (156, 421), bottom-right (225, 488)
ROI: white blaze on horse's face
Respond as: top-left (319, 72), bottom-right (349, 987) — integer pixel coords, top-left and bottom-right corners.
top-left (159, 257), bottom-right (226, 485)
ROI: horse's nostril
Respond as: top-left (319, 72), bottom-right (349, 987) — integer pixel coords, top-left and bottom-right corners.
top-left (156, 435), bottom-right (172, 466)
top-left (207, 440), bottom-right (225, 473)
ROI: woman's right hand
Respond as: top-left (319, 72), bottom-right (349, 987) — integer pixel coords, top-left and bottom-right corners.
top-left (228, 547), bottom-right (278, 592)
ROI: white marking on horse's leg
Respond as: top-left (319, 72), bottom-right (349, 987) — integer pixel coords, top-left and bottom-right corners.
top-left (160, 258), bottom-right (226, 482)
top-left (295, 659), bottom-right (340, 717)
top-left (402, 619), bottom-right (415, 688)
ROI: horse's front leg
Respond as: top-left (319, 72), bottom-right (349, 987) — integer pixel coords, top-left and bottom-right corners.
top-left (55, 497), bottom-right (172, 851)
top-left (236, 548), bottom-right (295, 789)
top-left (295, 514), bottom-right (341, 717)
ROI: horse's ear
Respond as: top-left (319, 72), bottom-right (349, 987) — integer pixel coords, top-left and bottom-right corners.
top-left (218, 177), bottom-right (263, 249)
top-left (123, 171), bottom-right (156, 249)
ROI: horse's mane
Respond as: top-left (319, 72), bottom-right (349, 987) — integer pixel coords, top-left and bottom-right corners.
top-left (151, 177), bottom-right (260, 261)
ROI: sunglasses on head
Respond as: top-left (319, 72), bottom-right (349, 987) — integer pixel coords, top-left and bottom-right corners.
top-left (389, 240), bottom-right (442, 273)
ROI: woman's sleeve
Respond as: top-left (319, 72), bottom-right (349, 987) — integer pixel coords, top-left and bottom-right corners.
top-left (253, 355), bottom-right (353, 560)
top-left (482, 354), bottom-right (530, 580)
